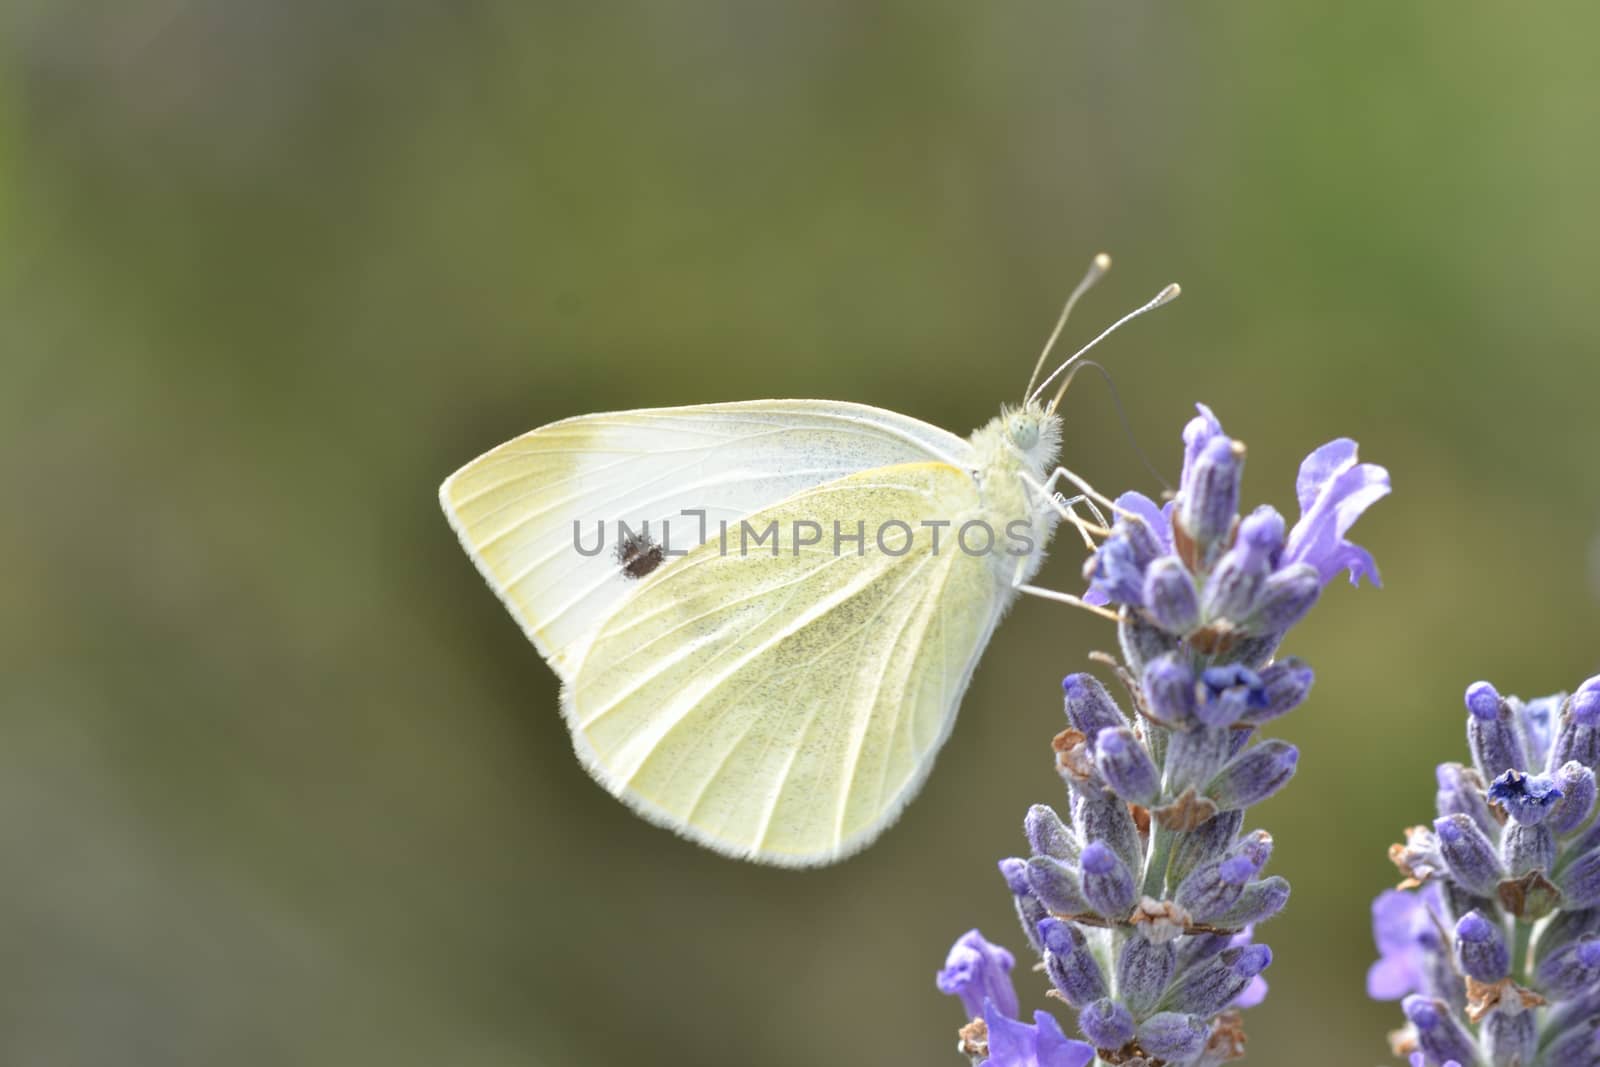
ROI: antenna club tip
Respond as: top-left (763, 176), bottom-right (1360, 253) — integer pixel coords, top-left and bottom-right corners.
top-left (1092, 252), bottom-right (1112, 271)
top-left (1153, 282), bottom-right (1181, 306)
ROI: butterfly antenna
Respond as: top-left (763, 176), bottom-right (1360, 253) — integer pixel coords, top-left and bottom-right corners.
top-left (1047, 360), bottom-right (1173, 492)
top-left (1023, 252), bottom-right (1112, 402)
top-left (1028, 282), bottom-right (1181, 407)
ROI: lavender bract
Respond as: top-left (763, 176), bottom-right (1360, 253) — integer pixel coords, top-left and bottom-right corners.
top-left (941, 404), bottom-right (1388, 1066)
top-left (1371, 674), bottom-right (1600, 1067)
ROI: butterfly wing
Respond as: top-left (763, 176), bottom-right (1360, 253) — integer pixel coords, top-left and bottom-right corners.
top-left (439, 400), bottom-right (975, 681)
top-left (564, 461), bottom-right (1008, 866)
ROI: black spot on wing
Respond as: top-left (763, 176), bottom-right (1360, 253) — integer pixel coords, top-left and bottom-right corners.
top-left (616, 528), bottom-right (666, 580)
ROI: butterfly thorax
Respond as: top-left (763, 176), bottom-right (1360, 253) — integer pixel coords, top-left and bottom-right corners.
top-left (965, 403), bottom-right (1064, 584)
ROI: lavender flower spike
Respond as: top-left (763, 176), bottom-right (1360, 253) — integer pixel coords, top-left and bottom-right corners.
top-left (1372, 672), bottom-right (1600, 1065)
top-left (941, 404), bottom-right (1386, 1065)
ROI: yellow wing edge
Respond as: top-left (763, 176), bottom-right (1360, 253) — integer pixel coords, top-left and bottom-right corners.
top-left (438, 468), bottom-right (576, 679)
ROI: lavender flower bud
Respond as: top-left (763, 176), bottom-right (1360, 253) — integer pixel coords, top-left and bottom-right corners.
top-left (1225, 632), bottom-right (1282, 669)
top-left (1240, 658), bottom-right (1315, 725)
top-left (1118, 615), bottom-right (1179, 676)
top-left (1530, 904), bottom-right (1600, 961)
top-left (1483, 1006), bottom-right (1537, 1067)
top-left (1433, 813), bottom-right (1505, 897)
top-left (1038, 917), bottom-right (1107, 1006)
top-left (1135, 1012), bottom-right (1209, 1062)
top-left (1086, 533), bottom-right (1147, 607)
top-left (1466, 681), bottom-right (1528, 779)
top-left (1077, 998), bottom-right (1135, 1050)
top-left (1062, 673), bottom-right (1130, 737)
top-left (1142, 556), bottom-right (1200, 634)
top-left (1200, 507), bottom-right (1281, 621)
top-left (1176, 931), bottom-right (1231, 969)
top-left (1174, 854), bottom-right (1256, 923)
top-left (1167, 810), bottom-right (1244, 889)
top-left (1205, 740), bottom-right (1299, 811)
top-left (1500, 820), bottom-right (1555, 878)
top-left (1232, 828), bottom-right (1274, 871)
top-left (1196, 665), bottom-right (1268, 729)
top-left (1558, 846), bottom-right (1600, 910)
top-left (1093, 727), bottom-right (1161, 806)
top-left (1488, 769), bottom-right (1565, 825)
top-left (1535, 936), bottom-right (1600, 998)
top-left (1122, 514), bottom-right (1164, 569)
top-left (1435, 762), bottom-right (1497, 839)
top-left (1545, 993), bottom-right (1600, 1047)
top-left (1142, 652), bottom-right (1199, 729)
top-left (1080, 842), bottom-right (1138, 918)
top-left (1515, 694), bottom-right (1560, 768)
top-left (999, 856), bottom-right (1033, 897)
top-left (1179, 436), bottom-right (1244, 565)
top-left (1166, 726), bottom-right (1236, 795)
top-left (1549, 761), bottom-right (1598, 836)
top-left (1162, 945), bottom-right (1271, 1018)
top-left (1217, 876), bottom-right (1291, 927)
top-left (1540, 1019), bottom-right (1600, 1067)
top-left (999, 857), bottom-right (1048, 953)
top-left (1402, 995), bottom-right (1479, 1067)
top-left (1454, 910), bottom-right (1510, 982)
top-left (1465, 679), bottom-right (1503, 718)
top-left (1576, 674), bottom-right (1600, 717)
top-left (1180, 405), bottom-right (1223, 495)
top-left (1025, 803), bottom-right (1078, 862)
top-left (1551, 678), bottom-right (1600, 770)
top-left (1026, 856), bottom-right (1091, 915)
top-left (1115, 936), bottom-right (1176, 1017)
top-left (1566, 817), bottom-right (1600, 870)
top-left (936, 930), bottom-right (1019, 1020)
top-left (1242, 504), bottom-right (1284, 553)
top-left (1251, 563), bottom-right (1321, 634)
top-left (1072, 786), bottom-right (1143, 877)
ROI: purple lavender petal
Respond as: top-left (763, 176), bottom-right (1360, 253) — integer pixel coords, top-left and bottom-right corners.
top-left (1115, 490), bottom-right (1173, 552)
top-left (1294, 438), bottom-right (1360, 513)
top-left (1367, 890), bottom-right (1427, 1000)
top-left (1284, 442), bottom-right (1391, 588)
top-left (937, 930), bottom-right (1018, 1020)
top-left (1179, 404), bottom-right (1225, 500)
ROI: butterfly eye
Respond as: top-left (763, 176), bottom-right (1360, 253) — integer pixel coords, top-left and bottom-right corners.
top-left (1010, 417), bottom-right (1040, 450)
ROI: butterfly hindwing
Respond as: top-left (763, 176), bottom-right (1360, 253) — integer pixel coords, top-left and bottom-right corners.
top-left (563, 461), bottom-right (1006, 866)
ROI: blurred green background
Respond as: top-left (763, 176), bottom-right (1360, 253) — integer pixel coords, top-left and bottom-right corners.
top-left (5, 3), bottom-right (1599, 1065)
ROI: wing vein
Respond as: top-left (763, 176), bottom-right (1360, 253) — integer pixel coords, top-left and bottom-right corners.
top-left (749, 555), bottom-right (936, 852)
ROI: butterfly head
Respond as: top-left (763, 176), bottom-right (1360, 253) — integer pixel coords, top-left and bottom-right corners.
top-left (1000, 401), bottom-right (1063, 474)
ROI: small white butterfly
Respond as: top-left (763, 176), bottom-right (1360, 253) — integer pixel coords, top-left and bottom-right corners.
top-left (440, 256), bottom-right (1178, 865)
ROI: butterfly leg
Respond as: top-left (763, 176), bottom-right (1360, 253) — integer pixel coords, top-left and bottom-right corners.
top-left (1005, 503), bottom-right (1124, 623)
top-left (1011, 471), bottom-right (1125, 621)
top-left (1013, 577), bottom-right (1123, 621)
top-left (1053, 492), bottom-right (1107, 548)
top-left (1019, 471), bottom-right (1106, 548)
top-left (1037, 465), bottom-right (1133, 522)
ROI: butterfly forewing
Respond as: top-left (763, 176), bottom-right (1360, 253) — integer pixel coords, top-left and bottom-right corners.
top-left (563, 462), bottom-right (1005, 866)
top-left (439, 401), bottom-right (975, 681)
